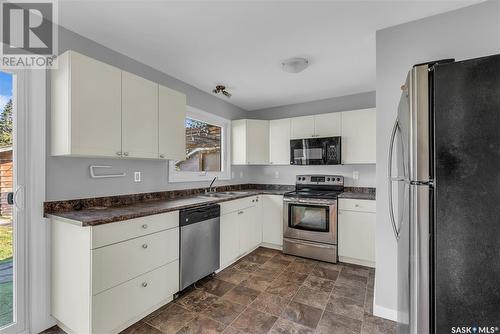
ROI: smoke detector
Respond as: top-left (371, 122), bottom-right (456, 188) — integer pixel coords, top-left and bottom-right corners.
top-left (282, 57), bottom-right (309, 73)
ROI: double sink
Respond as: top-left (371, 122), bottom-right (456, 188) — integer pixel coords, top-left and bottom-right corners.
top-left (198, 191), bottom-right (252, 199)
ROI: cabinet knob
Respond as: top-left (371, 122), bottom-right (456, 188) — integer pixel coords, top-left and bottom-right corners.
top-left (355, 204), bottom-right (359, 207)
top-left (142, 244), bottom-right (148, 249)
top-left (238, 211), bottom-right (243, 215)
top-left (142, 224), bottom-right (148, 229)
top-left (160, 154), bottom-right (165, 158)
top-left (142, 282), bottom-right (148, 287)
top-left (116, 152), bottom-right (123, 156)
top-left (123, 152), bottom-right (129, 157)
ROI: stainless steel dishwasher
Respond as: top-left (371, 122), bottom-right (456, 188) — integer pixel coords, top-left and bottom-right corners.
top-left (179, 203), bottom-right (220, 291)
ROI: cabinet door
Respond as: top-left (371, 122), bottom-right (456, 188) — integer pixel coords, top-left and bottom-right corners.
top-left (220, 212), bottom-right (240, 267)
top-left (341, 108), bottom-right (376, 164)
top-left (262, 195), bottom-right (283, 246)
top-left (159, 85), bottom-right (186, 160)
top-left (338, 209), bottom-right (375, 267)
top-left (269, 119), bottom-right (291, 165)
top-left (122, 72), bottom-right (159, 158)
top-left (248, 202), bottom-right (261, 249)
top-left (231, 120), bottom-right (247, 165)
top-left (246, 120), bottom-right (270, 165)
top-left (238, 208), bottom-right (255, 255)
top-left (314, 112), bottom-right (342, 137)
top-left (290, 116), bottom-right (315, 139)
top-left (69, 51), bottom-right (122, 157)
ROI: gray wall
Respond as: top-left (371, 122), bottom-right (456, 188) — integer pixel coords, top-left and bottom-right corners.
top-left (46, 27), bottom-right (250, 201)
top-left (375, 0), bottom-right (500, 318)
top-left (248, 91), bottom-right (375, 120)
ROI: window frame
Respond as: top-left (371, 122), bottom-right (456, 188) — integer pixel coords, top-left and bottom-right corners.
top-left (168, 106), bottom-right (231, 183)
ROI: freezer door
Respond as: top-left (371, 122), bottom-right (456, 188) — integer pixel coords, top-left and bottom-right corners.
top-left (433, 54), bottom-right (500, 332)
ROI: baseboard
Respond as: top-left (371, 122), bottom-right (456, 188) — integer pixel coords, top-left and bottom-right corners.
top-left (338, 256), bottom-right (375, 268)
top-left (373, 303), bottom-right (398, 322)
top-left (260, 243), bottom-right (282, 251)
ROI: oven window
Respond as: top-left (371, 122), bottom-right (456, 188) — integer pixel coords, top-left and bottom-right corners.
top-left (289, 204), bottom-right (329, 232)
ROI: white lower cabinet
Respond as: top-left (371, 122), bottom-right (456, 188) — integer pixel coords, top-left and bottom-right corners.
top-left (51, 211), bottom-right (180, 334)
top-left (219, 196), bottom-right (262, 269)
top-left (338, 199), bottom-right (376, 268)
top-left (220, 210), bottom-right (241, 268)
top-left (92, 261), bottom-right (179, 334)
top-left (261, 195), bottom-right (283, 247)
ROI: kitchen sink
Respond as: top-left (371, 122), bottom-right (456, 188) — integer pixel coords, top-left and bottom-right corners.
top-left (199, 193), bottom-right (233, 198)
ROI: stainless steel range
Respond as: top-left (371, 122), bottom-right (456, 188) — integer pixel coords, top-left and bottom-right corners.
top-left (283, 174), bottom-right (344, 263)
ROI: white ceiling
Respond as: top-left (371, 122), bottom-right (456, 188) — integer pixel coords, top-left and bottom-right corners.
top-left (58, 0), bottom-right (481, 111)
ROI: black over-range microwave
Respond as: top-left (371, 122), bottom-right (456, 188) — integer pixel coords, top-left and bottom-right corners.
top-left (290, 137), bottom-right (341, 165)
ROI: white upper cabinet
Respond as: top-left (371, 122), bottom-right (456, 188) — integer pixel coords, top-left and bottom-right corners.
top-left (158, 85), bottom-right (186, 160)
top-left (232, 119), bottom-right (269, 165)
top-left (290, 113), bottom-right (341, 139)
top-left (51, 50), bottom-right (122, 157)
top-left (269, 118), bottom-right (291, 165)
top-left (290, 116), bottom-right (315, 139)
top-left (314, 112), bottom-right (342, 137)
top-left (51, 50), bottom-right (186, 159)
top-left (121, 72), bottom-right (158, 159)
top-left (341, 108), bottom-right (376, 164)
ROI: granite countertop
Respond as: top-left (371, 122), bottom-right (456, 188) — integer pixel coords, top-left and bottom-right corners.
top-left (46, 188), bottom-right (289, 226)
top-left (45, 184), bottom-right (375, 226)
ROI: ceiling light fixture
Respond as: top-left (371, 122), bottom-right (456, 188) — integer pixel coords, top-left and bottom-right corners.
top-left (212, 85), bottom-right (232, 98)
top-left (281, 57), bottom-right (309, 73)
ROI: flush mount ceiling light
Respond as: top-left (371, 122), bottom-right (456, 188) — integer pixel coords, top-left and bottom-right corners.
top-left (212, 85), bottom-right (232, 98)
top-left (281, 57), bottom-right (309, 73)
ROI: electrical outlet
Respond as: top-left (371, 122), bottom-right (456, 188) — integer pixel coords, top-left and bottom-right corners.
top-left (231, 171), bottom-right (235, 179)
top-left (134, 171), bottom-right (141, 182)
top-left (274, 171), bottom-right (280, 179)
top-left (239, 171), bottom-right (244, 178)
top-left (353, 171), bottom-right (359, 180)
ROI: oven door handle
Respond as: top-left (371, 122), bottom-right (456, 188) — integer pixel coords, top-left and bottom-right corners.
top-left (285, 238), bottom-right (334, 249)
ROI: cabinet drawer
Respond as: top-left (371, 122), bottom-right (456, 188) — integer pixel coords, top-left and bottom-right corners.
top-left (92, 260), bottom-right (179, 334)
top-left (338, 199), bottom-right (376, 213)
top-left (220, 196), bottom-right (258, 215)
top-left (91, 211), bottom-right (179, 249)
top-left (92, 228), bottom-right (179, 294)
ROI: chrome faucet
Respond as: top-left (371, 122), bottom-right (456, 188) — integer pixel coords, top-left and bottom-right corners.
top-left (208, 177), bottom-right (217, 193)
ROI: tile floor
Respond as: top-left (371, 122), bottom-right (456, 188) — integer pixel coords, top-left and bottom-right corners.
top-left (43, 247), bottom-right (396, 334)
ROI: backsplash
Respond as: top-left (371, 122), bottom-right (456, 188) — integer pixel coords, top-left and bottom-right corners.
top-left (246, 164), bottom-right (376, 187)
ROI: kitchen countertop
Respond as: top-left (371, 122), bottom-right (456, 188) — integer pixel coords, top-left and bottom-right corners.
top-left (45, 184), bottom-right (375, 226)
top-left (46, 189), bottom-right (288, 226)
top-left (338, 192), bottom-right (376, 200)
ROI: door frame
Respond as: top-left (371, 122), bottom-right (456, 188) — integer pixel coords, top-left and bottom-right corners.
top-left (0, 70), bottom-right (28, 334)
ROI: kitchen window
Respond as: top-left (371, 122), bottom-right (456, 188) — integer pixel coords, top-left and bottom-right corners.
top-left (168, 106), bottom-right (231, 182)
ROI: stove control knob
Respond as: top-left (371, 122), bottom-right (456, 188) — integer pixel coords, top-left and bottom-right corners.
top-left (336, 177), bottom-right (341, 181)
top-left (327, 178), bottom-right (330, 181)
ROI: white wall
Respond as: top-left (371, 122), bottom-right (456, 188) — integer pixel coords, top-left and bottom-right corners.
top-left (375, 0), bottom-right (500, 320)
top-left (248, 164), bottom-right (376, 187)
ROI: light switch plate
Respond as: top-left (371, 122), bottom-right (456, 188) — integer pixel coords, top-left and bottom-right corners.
top-left (134, 171), bottom-right (141, 182)
top-left (274, 171), bottom-right (280, 179)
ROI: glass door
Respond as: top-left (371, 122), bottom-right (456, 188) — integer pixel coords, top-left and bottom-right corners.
top-left (0, 70), bottom-right (26, 334)
top-left (289, 204), bottom-right (329, 232)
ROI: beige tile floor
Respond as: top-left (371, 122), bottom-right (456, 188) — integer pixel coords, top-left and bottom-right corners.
top-left (42, 247), bottom-right (396, 334)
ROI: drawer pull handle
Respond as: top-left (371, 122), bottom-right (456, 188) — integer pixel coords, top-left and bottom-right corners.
top-left (142, 244), bottom-right (148, 249)
top-left (142, 224), bottom-right (148, 229)
top-left (142, 282), bottom-right (148, 287)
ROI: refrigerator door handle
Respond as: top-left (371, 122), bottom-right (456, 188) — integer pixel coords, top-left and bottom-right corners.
top-left (387, 119), bottom-right (401, 240)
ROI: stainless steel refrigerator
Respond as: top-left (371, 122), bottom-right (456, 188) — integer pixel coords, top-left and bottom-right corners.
top-left (388, 54), bottom-right (500, 334)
